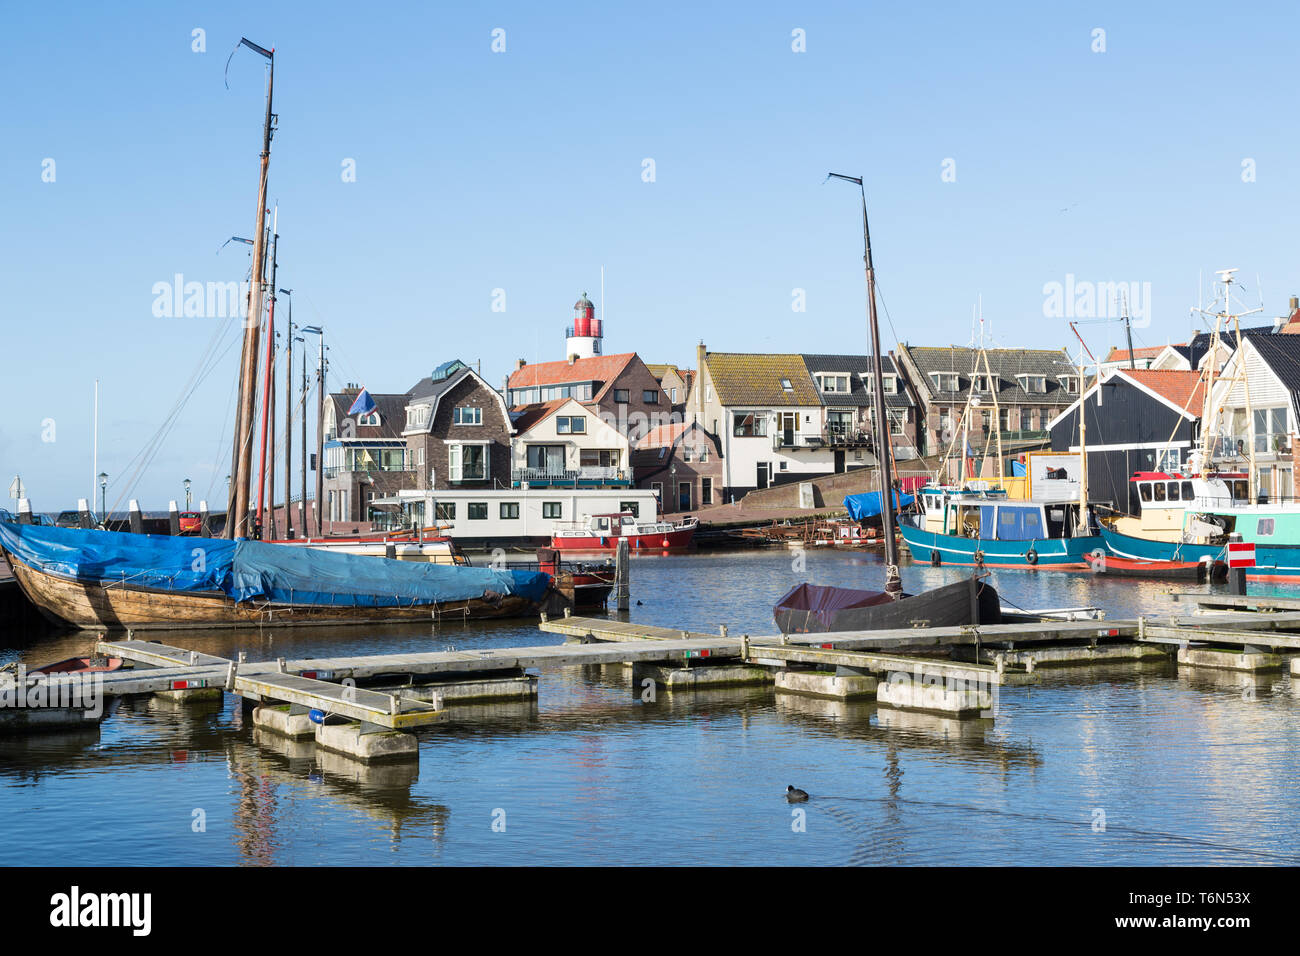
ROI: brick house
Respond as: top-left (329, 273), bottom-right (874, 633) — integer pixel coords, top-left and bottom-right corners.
top-left (402, 359), bottom-right (514, 492)
top-left (321, 386), bottom-right (418, 526)
top-left (632, 421), bottom-right (723, 513)
top-left (896, 344), bottom-right (1082, 472)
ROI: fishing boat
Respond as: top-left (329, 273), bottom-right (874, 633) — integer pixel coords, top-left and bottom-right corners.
top-left (1084, 552), bottom-right (1210, 581)
top-left (550, 512), bottom-right (698, 551)
top-left (900, 486), bottom-right (1098, 569)
top-left (29, 656), bottom-right (125, 675)
top-left (770, 172), bottom-right (998, 634)
top-left (0, 523), bottom-right (551, 630)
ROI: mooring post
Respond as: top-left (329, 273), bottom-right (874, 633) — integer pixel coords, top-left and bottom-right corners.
top-left (615, 537), bottom-right (630, 611)
top-left (168, 500), bottom-right (180, 536)
top-left (128, 499), bottom-right (144, 535)
top-left (199, 501), bottom-right (210, 538)
top-left (77, 498), bottom-right (93, 529)
top-left (16, 498), bottom-right (32, 524)
top-left (1229, 567), bottom-right (1247, 596)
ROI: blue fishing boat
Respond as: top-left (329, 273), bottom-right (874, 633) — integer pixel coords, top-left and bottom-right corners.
top-left (899, 486), bottom-right (1099, 569)
top-left (1098, 522), bottom-right (1300, 581)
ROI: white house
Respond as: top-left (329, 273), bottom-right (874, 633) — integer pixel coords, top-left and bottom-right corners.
top-left (508, 398), bottom-right (632, 488)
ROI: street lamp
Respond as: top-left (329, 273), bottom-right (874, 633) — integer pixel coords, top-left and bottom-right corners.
top-left (183, 478), bottom-right (192, 510)
top-left (98, 472), bottom-right (108, 525)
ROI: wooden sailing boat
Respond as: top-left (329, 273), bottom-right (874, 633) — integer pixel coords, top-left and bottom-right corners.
top-left (0, 38), bottom-right (553, 630)
top-left (773, 174), bottom-right (1000, 634)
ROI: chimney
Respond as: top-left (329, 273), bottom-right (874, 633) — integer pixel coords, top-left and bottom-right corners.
top-left (695, 340), bottom-right (707, 422)
top-left (515, 358), bottom-right (527, 371)
top-left (1282, 296), bottom-right (1300, 334)
top-left (568, 354), bottom-right (578, 365)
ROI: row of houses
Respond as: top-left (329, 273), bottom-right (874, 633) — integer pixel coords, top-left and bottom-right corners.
top-left (321, 289), bottom-right (1300, 533)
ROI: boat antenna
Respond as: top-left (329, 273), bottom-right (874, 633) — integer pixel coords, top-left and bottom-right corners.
top-left (827, 172), bottom-right (901, 596)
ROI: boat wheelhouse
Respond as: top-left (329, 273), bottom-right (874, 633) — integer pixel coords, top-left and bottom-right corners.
top-left (900, 486), bottom-right (1097, 569)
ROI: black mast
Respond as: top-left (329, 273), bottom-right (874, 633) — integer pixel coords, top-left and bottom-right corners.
top-left (829, 173), bottom-right (901, 596)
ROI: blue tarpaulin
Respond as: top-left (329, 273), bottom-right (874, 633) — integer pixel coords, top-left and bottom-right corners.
top-left (843, 491), bottom-right (915, 521)
top-left (0, 523), bottom-right (550, 607)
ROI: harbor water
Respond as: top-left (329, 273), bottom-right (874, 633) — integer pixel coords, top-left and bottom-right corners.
top-left (1, 550), bottom-right (1298, 866)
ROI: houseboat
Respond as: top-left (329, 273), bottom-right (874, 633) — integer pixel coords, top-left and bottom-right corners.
top-left (899, 486), bottom-right (1099, 569)
top-left (551, 512), bottom-right (698, 551)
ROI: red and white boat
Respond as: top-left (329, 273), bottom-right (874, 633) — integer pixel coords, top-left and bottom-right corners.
top-left (551, 512), bottom-right (698, 551)
top-left (269, 526), bottom-right (470, 565)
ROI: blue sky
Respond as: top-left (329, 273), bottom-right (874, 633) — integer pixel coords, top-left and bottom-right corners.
top-left (4, 1), bottom-right (1299, 509)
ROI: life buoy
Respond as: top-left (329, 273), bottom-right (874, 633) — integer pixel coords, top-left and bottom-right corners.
top-left (1025, 548), bottom-right (1039, 566)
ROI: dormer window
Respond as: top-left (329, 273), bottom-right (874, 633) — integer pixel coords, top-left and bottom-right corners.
top-left (356, 411), bottom-right (380, 426)
top-left (972, 374), bottom-right (995, 392)
top-left (1059, 375), bottom-right (1078, 394)
top-left (929, 372), bottom-right (960, 392)
top-left (818, 374), bottom-right (849, 393)
top-left (1016, 374), bottom-right (1047, 394)
top-left (405, 404), bottom-right (431, 430)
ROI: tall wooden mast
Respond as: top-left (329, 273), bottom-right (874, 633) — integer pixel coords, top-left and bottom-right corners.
top-left (228, 38), bottom-right (275, 539)
top-left (829, 173), bottom-right (902, 596)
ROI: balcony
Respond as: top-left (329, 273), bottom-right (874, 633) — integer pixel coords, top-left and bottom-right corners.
top-left (771, 433), bottom-right (831, 450)
top-left (1212, 434), bottom-right (1292, 458)
top-left (323, 465), bottom-right (413, 481)
top-left (997, 429), bottom-right (1048, 444)
top-left (511, 466), bottom-right (630, 488)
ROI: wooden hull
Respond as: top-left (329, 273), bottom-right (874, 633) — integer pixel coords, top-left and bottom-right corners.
top-left (774, 577), bottom-right (1001, 634)
top-left (4, 556), bottom-right (540, 631)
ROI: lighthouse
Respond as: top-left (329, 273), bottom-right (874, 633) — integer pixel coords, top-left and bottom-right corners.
top-left (565, 292), bottom-right (603, 359)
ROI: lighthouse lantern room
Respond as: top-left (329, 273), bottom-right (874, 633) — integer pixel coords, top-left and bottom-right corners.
top-left (565, 292), bottom-right (603, 359)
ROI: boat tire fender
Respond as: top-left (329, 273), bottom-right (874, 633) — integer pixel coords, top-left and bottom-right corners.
top-left (930, 550), bottom-right (941, 567)
top-left (1025, 548), bottom-right (1039, 566)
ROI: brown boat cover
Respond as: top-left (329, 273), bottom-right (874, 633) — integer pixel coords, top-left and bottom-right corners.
top-left (773, 583), bottom-right (896, 630)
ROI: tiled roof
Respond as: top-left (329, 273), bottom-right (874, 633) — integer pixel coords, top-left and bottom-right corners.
top-left (1116, 369), bottom-right (1205, 415)
top-left (638, 422), bottom-right (689, 448)
top-left (1104, 345), bottom-right (1165, 363)
top-left (508, 399), bottom-right (569, 434)
top-left (327, 390), bottom-right (412, 440)
top-left (904, 345), bottom-right (1079, 405)
top-left (800, 353), bottom-right (913, 408)
top-left (704, 352), bottom-right (821, 406)
top-left (506, 353), bottom-right (636, 392)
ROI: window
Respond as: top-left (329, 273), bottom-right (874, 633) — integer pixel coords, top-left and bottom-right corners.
top-left (705, 385), bottom-right (713, 403)
top-left (435, 502), bottom-right (456, 520)
top-left (356, 411), bottom-right (380, 426)
top-left (619, 501), bottom-right (640, 517)
top-left (1139, 482), bottom-right (1152, 502)
top-left (972, 374), bottom-right (994, 392)
top-left (467, 502), bottom-right (488, 520)
top-left (1167, 481), bottom-right (1180, 501)
top-left (556, 416), bottom-right (586, 434)
top-left (542, 502), bottom-right (562, 519)
top-left (1020, 408), bottom-right (1033, 431)
top-left (614, 389), bottom-right (630, 403)
top-left (406, 404), bottom-right (431, 430)
top-left (650, 482), bottom-right (662, 501)
top-left (701, 477), bottom-right (713, 505)
top-left (1152, 482), bottom-right (1166, 501)
top-left (929, 372), bottom-right (960, 392)
top-left (500, 502), bottom-right (519, 519)
top-left (448, 443), bottom-right (489, 482)
top-left (1259, 517), bottom-right (1276, 536)
top-left (1181, 481), bottom-right (1193, 500)
top-left (579, 449), bottom-right (619, 468)
top-left (1059, 376), bottom-right (1078, 393)
top-left (1016, 374), bottom-right (1047, 394)
top-left (733, 411), bottom-right (768, 436)
top-left (670, 388), bottom-right (678, 402)
top-left (453, 406), bottom-right (482, 426)
top-left (643, 390), bottom-right (659, 404)
top-left (780, 378), bottom-right (793, 391)
top-left (819, 374), bottom-right (849, 393)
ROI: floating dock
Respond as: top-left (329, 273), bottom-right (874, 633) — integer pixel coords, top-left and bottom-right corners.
top-left (0, 599), bottom-right (1296, 755)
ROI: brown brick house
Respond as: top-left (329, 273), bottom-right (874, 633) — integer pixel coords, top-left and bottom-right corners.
top-left (632, 421), bottom-right (724, 513)
top-left (403, 359), bottom-right (514, 492)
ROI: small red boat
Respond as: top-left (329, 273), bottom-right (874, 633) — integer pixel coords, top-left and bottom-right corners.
top-left (551, 512), bottom-right (698, 552)
top-left (1085, 552), bottom-right (1217, 581)
top-left (29, 656), bottom-right (124, 675)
